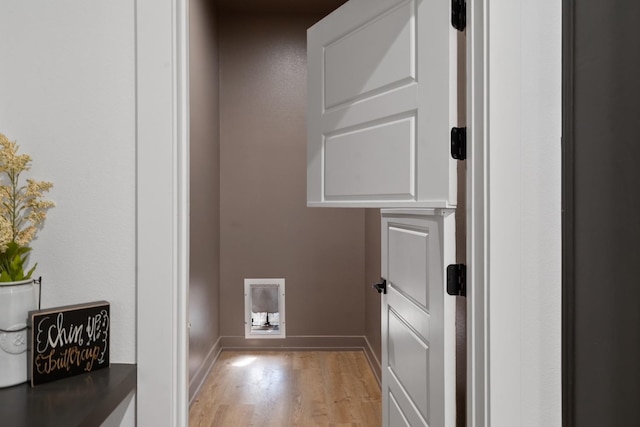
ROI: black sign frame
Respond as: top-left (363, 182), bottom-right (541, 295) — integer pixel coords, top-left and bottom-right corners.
top-left (28, 301), bottom-right (110, 386)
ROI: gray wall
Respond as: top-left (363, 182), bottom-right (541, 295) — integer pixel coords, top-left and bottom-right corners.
top-left (189, 0), bottom-right (221, 393)
top-left (564, 1), bottom-right (640, 425)
top-left (218, 10), bottom-right (367, 339)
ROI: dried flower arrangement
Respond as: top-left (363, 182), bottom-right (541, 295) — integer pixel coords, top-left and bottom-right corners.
top-left (0, 133), bottom-right (54, 282)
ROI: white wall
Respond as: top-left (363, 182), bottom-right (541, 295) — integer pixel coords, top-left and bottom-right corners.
top-left (0, 2), bottom-right (136, 425)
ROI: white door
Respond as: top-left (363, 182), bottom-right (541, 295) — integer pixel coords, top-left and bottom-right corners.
top-left (381, 209), bottom-right (456, 426)
top-left (307, 0), bottom-right (460, 208)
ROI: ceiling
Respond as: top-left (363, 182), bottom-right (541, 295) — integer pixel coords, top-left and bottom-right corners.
top-left (216, 0), bottom-right (347, 14)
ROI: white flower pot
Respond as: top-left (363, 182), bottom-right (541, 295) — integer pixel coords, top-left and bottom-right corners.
top-left (0, 279), bottom-right (39, 388)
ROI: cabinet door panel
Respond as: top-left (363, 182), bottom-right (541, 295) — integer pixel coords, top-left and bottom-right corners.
top-left (308, 0), bottom-right (459, 208)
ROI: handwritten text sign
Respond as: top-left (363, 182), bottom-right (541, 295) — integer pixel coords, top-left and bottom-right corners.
top-left (29, 301), bottom-right (110, 386)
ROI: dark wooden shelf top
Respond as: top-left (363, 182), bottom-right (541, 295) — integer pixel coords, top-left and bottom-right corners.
top-left (0, 364), bottom-right (136, 427)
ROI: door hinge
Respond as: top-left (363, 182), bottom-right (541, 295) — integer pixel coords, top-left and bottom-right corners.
top-left (452, 0), bottom-right (466, 31)
top-left (451, 127), bottom-right (467, 160)
top-left (447, 264), bottom-right (466, 297)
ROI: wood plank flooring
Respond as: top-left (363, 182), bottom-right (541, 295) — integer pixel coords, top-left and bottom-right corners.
top-left (189, 351), bottom-right (382, 427)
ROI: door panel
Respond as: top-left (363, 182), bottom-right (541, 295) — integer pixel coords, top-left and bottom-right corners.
top-left (324, 116), bottom-right (414, 199)
top-left (387, 285), bottom-right (430, 343)
top-left (388, 309), bottom-right (430, 419)
top-left (323, 0), bottom-right (414, 109)
top-left (389, 368), bottom-right (431, 427)
top-left (307, 0), bottom-right (459, 208)
top-left (389, 392), bottom-right (412, 427)
top-left (382, 210), bottom-right (456, 427)
top-left (388, 225), bottom-right (429, 308)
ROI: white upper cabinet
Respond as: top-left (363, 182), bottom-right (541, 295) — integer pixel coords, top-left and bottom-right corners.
top-left (307, 0), bottom-right (461, 208)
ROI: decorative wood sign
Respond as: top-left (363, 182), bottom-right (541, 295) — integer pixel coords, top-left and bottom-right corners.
top-left (28, 301), bottom-right (110, 386)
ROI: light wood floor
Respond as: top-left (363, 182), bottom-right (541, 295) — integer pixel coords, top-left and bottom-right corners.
top-left (189, 351), bottom-right (382, 427)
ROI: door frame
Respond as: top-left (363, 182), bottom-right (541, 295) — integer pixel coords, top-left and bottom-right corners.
top-left (466, 0), bottom-right (489, 423)
top-left (133, 0), bottom-right (561, 425)
top-left (136, 0), bottom-right (190, 425)
top-left (467, 0), bottom-right (562, 425)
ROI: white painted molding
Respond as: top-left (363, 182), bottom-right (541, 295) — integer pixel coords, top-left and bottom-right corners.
top-left (467, 0), bottom-right (489, 425)
top-left (363, 335), bottom-right (382, 386)
top-left (189, 337), bottom-right (223, 404)
top-left (467, 0), bottom-right (561, 425)
top-left (136, 0), bottom-right (190, 426)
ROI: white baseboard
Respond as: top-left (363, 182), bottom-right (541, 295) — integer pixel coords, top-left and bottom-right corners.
top-left (363, 336), bottom-right (382, 386)
top-left (188, 337), bottom-right (222, 404)
top-left (220, 335), bottom-right (367, 350)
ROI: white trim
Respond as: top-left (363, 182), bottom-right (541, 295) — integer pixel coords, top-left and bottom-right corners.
top-left (189, 337), bottom-right (223, 404)
top-left (467, 0), bottom-right (562, 425)
top-left (175, 0), bottom-right (190, 422)
top-left (136, 0), bottom-right (189, 425)
top-left (363, 335), bottom-right (382, 386)
top-left (467, 0), bottom-right (489, 425)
